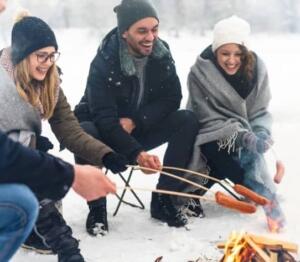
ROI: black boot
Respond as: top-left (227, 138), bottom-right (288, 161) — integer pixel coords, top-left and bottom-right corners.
top-left (22, 228), bottom-right (53, 254)
top-left (86, 198), bottom-right (108, 236)
top-left (151, 193), bottom-right (188, 227)
top-left (35, 201), bottom-right (84, 262)
top-left (183, 189), bottom-right (205, 218)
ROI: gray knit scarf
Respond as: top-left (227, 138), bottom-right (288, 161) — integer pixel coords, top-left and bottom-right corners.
top-left (0, 48), bottom-right (41, 146)
top-left (182, 55), bottom-right (276, 198)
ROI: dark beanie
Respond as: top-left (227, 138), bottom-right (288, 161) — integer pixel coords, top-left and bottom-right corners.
top-left (11, 16), bottom-right (58, 65)
top-left (114, 0), bottom-right (159, 35)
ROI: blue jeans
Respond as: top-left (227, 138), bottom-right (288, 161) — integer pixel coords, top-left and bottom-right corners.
top-left (0, 184), bottom-right (39, 261)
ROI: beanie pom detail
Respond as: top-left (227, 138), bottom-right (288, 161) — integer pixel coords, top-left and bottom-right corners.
top-left (14, 9), bottom-right (30, 23)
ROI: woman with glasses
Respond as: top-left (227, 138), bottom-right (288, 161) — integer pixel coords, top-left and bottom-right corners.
top-left (0, 12), bottom-right (127, 262)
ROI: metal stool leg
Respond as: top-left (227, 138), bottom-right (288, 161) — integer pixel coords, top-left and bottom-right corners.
top-left (113, 167), bottom-right (145, 216)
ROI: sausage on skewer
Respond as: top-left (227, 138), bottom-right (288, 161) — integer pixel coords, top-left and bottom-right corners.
top-left (233, 184), bottom-right (270, 206)
top-left (215, 191), bottom-right (257, 214)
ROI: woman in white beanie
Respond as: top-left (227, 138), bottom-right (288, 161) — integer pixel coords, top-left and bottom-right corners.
top-left (186, 16), bottom-right (285, 232)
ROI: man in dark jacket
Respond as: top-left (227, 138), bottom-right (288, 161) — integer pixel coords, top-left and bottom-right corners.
top-left (0, 130), bottom-right (116, 261)
top-left (74, 0), bottom-right (199, 234)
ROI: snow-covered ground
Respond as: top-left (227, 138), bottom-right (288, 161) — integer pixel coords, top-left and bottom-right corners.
top-left (12, 29), bottom-right (300, 262)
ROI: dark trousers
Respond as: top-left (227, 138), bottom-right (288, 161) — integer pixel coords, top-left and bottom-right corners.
top-left (76, 110), bottom-right (199, 206)
top-left (201, 141), bottom-right (245, 189)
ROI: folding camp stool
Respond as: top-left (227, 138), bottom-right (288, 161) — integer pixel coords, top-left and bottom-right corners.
top-left (106, 167), bottom-right (145, 216)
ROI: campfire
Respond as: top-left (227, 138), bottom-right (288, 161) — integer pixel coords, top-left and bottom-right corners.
top-left (218, 232), bottom-right (298, 262)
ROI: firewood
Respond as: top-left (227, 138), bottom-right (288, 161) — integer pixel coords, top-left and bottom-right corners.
top-left (247, 234), bottom-right (298, 253)
top-left (243, 235), bottom-right (271, 262)
top-left (269, 251), bottom-right (278, 262)
top-left (218, 233), bottom-right (298, 253)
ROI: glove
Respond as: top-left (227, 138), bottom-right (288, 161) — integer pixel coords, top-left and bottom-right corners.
top-left (238, 131), bottom-right (271, 154)
top-left (36, 135), bottom-right (54, 152)
top-left (102, 152), bottom-right (129, 174)
top-left (255, 131), bottom-right (274, 146)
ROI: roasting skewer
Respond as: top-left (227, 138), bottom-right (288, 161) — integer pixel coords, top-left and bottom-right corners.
top-left (162, 166), bottom-right (270, 206)
top-left (117, 186), bottom-right (256, 214)
top-left (126, 165), bottom-right (257, 214)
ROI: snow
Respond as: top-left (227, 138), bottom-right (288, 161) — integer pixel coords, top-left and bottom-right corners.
top-left (12, 30), bottom-right (300, 261)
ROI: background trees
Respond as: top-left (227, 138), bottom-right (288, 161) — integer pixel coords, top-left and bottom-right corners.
top-left (1, 0), bottom-right (300, 35)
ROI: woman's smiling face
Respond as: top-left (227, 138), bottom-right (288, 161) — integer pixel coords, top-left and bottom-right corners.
top-left (216, 43), bottom-right (242, 75)
top-left (27, 46), bottom-right (56, 81)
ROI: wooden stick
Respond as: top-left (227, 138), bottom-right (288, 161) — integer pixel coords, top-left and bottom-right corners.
top-left (248, 234), bottom-right (298, 253)
top-left (244, 235), bottom-right (271, 262)
top-left (163, 165), bottom-right (221, 183)
top-left (162, 165), bottom-right (269, 206)
top-left (125, 165), bottom-right (257, 214)
top-left (117, 186), bottom-right (213, 202)
top-left (127, 165), bottom-right (210, 192)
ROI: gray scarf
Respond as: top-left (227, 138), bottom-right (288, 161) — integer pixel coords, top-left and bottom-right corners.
top-left (182, 55), bottom-right (275, 197)
top-left (0, 51), bottom-right (41, 146)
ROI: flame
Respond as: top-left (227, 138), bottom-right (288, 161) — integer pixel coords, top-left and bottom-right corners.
top-left (264, 201), bottom-right (285, 233)
top-left (267, 216), bottom-right (282, 233)
top-left (223, 232), bottom-right (254, 262)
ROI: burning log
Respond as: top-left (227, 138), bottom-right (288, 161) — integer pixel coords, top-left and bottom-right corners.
top-left (218, 232), bottom-right (298, 262)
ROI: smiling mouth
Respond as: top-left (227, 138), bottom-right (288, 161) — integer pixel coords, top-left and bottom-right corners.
top-left (37, 67), bottom-right (48, 74)
top-left (141, 42), bottom-right (153, 48)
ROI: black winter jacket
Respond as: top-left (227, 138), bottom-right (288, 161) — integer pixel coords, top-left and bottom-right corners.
top-left (75, 28), bottom-right (182, 161)
top-left (0, 130), bottom-right (74, 201)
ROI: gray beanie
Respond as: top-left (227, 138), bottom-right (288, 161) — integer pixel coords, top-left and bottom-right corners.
top-left (114, 0), bottom-right (159, 34)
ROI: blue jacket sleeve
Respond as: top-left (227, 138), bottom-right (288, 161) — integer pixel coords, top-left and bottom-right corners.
top-left (0, 131), bottom-right (74, 201)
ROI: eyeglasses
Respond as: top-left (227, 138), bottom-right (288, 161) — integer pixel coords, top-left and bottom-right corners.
top-left (35, 51), bottom-right (60, 64)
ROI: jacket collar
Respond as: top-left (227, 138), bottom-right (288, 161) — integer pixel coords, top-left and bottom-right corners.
top-left (101, 28), bottom-right (170, 77)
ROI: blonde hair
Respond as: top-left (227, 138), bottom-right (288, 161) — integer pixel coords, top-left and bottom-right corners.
top-left (14, 59), bottom-right (59, 119)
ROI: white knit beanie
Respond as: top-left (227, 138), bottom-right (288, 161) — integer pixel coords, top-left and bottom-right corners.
top-left (212, 15), bottom-right (251, 52)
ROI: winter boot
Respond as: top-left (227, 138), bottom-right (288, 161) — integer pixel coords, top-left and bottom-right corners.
top-left (183, 189), bottom-right (205, 218)
top-left (86, 198), bottom-right (108, 236)
top-left (151, 192), bottom-right (188, 227)
top-left (184, 199), bottom-right (205, 218)
top-left (35, 201), bottom-right (84, 262)
top-left (22, 227), bottom-right (53, 254)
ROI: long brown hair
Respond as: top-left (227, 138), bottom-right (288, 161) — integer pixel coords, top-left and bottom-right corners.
top-left (239, 45), bottom-right (256, 82)
top-left (14, 59), bottom-right (59, 119)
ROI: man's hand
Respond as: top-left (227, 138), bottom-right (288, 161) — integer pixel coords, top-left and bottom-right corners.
top-left (72, 165), bottom-right (116, 201)
top-left (136, 151), bottom-right (162, 174)
top-left (120, 118), bottom-right (136, 134)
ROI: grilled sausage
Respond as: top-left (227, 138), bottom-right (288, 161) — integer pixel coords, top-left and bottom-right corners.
top-left (233, 184), bottom-right (270, 206)
top-left (215, 191), bottom-right (257, 214)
